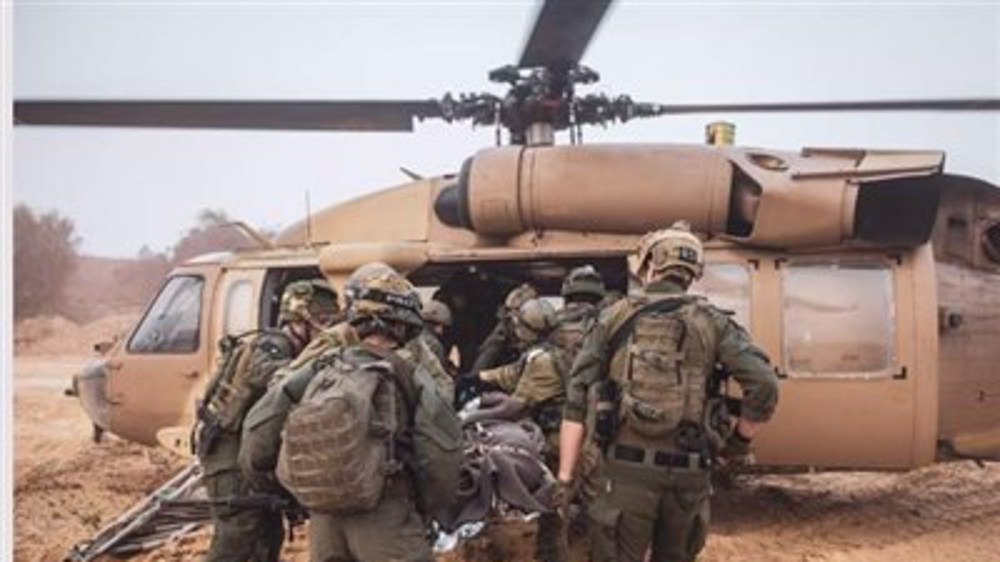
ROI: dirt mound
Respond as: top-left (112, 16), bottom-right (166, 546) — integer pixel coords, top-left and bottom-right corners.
top-left (14, 314), bottom-right (136, 356)
top-left (14, 439), bottom-right (186, 562)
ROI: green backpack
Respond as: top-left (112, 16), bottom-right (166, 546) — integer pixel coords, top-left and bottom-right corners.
top-left (274, 345), bottom-right (463, 517)
top-left (276, 347), bottom-right (399, 513)
top-left (395, 359), bottom-right (463, 519)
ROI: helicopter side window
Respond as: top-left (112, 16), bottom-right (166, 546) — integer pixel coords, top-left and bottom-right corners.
top-left (223, 280), bottom-right (255, 336)
top-left (128, 275), bottom-right (204, 353)
top-left (982, 221), bottom-right (1000, 265)
top-left (782, 261), bottom-right (896, 377)
top-left (690, 263), bottom-right (751, 327)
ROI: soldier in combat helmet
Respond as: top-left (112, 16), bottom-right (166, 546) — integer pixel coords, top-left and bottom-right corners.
top-left (275, 263), bottom-right (460, 562)
top-left (420, 298), bottom-right (455, 373)
top-left (196, 279), bottom-right (339, 562)
top-left (558, 222), bottom-right (780, 562)
top-left (471, 282), bottom-right (539, 372)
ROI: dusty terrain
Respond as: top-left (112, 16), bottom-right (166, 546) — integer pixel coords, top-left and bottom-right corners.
top-left (13, 316), bottom-right (1000, 562)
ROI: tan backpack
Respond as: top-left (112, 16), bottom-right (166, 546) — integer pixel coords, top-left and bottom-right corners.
top-left (276, 347), bottom-right (401, 513)
top-left (614, 297), bottom-right (718, 442)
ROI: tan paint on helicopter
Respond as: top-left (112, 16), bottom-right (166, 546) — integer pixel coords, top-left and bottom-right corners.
top-left (74, 142), bottom-right (1000, 471)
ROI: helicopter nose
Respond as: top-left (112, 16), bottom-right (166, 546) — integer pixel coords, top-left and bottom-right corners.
top-left (71, 359), bottom-right (111, 434)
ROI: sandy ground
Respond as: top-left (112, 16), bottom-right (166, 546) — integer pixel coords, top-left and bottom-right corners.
top-left (13, 350), bottom-right (1000, 562)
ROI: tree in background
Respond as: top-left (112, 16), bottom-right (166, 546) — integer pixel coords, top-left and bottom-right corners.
top-left (13, 204), bottom-right (80, 320)
top-left (171, 208), bottom-right (261, 264)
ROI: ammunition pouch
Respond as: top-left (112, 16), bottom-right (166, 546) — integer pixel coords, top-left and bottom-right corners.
top-left (194, 403), bottom-right (222, 458)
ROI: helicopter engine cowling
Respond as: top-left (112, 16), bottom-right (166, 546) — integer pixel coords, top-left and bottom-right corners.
top-left (434, 144), bottom-right (946, 249)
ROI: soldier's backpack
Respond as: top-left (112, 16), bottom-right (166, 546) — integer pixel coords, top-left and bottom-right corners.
top-left (276, 347), bottom-right (401, 513)
top-left (389, 354), bottom-right (463, 519)
top-left (613, 296), bottom-right (719, 442)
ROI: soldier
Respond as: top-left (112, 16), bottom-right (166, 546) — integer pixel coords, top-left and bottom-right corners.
top-left (420, 298), bottom-right (454, 372)
top-left (239, 263), bottom-right (454, 489)
top-left (558, 222), bottom-right (780, 562)
top-left (196, 279), bottom-right (338, 562)
top-left (465, 297), bottom-right (570, 562)
top-left (471, 282), bottom-right (539, 372)
top-left (549, 266), bottom-right (608, 526)
top-left (551, 265), bottom-right (606, 363)
top-left (276, 264), bottom-right (460, 562)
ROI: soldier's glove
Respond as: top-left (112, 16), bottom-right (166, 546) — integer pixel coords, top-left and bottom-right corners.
top-left (718, 429), bottom-right (754, 468)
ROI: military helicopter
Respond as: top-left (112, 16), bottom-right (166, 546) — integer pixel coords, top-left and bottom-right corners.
top-left (14, 0), bottom-right (1000, 471)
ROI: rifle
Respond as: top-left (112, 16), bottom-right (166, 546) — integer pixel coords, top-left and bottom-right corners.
top-left (164, 494), bottom-right (293, 512)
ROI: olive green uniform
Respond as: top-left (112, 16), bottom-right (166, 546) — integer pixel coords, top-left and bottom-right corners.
top-left (471, 318), bottom-right (522, 372)
top-left (239, 323), bottom-right (358, 491)
top-left (564, 280), bottom-right (779, 562)
top-left (305, 345), bottom-right (435, 562)
top-left (240, 322), bottom-right (453, 487)
top-left (238, 325), bottom-right (452, 562)
top-left (200, 330), bottom-right (304, 562)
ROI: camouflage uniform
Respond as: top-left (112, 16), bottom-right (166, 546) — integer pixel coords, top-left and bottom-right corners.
top-left (199, 330), bottom-right (302, 562)
top-left (564, 279), bottom-right (779, 562)
top-left (198, 280), bottom-right (336, 562)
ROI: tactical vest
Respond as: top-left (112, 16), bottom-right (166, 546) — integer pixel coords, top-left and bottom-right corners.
top-left (276, 347), bottom-right (401, 513)
top-left (200, 330), bottom-right (270, 433)
top-left (550, 303), bottom-right (598, 361)
top-left (610, 297), bottom-right (719, 451)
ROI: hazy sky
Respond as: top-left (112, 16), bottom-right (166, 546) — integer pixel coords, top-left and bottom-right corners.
top-left (13, 0), bottom-right (1000, 257)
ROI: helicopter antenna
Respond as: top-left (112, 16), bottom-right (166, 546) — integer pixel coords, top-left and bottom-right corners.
top-left (400, 166), bottom-right (424, 181)
top-left (305, 190), bottom-right (313, 246)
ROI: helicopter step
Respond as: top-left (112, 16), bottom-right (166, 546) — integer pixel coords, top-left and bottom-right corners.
top-left (65, 462), bottom-right (210, 562)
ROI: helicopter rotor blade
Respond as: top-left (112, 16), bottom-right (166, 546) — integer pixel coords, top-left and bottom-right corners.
top-left (519, 0), bottom-right (613, 70)
top-left (642, 98), bottom-right (1000, 116)
top-left (13, 100), bottom-right (444, 131)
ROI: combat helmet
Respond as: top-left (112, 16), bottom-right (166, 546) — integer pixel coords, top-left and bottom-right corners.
top-left (630, 221), bottom-right (705, 282)
top-left (344, 262), bottom-right (423, 342)
top-left (279, 279), bottom-right (339, 327)
top-left (422, 299), bottom-right (453, 328)
top-left (512, 298), bottom-right (556, 346)
top-left (504, 283), bottom-right (539, 314)
top-left (561, 265), bottom-right (606, 302)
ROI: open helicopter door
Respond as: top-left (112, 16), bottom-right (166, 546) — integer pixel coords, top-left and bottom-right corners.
top-left (750, 246), bottom-right (939, 470)
top-left (106, 264), bottom-right (221, 446)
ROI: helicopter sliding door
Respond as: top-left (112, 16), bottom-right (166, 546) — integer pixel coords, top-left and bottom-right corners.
top-left (752, 251), bottom-right (931, 469)
top-left (106, 265), bottom-right (220, 446)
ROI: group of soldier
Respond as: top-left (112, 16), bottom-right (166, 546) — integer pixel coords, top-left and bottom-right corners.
top-left (193, 221), bottom-right (780, 562)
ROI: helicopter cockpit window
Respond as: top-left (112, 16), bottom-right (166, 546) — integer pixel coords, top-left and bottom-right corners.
top-left (690, 263), bottom-right (751, 327)
top-left (782, 261), bottom-right (896, 377)
top-left (128, 275), bottom-right (204, 353)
